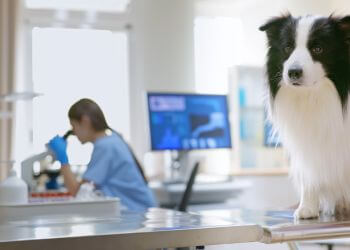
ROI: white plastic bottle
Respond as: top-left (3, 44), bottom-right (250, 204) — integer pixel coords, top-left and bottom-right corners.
top-left (0, 168), bottom-right (28, 205)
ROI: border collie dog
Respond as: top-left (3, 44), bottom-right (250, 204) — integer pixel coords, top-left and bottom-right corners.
top-left (260, 14), bottom-right (350, 219)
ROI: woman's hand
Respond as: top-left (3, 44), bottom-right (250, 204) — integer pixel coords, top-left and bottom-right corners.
top-left (48, 135), bottom-right (69, 165)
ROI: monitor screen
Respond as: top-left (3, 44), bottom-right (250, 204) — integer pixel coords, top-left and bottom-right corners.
top-left (147, 93), bottom-right (232, 151)
top-left (264, 118), bottom-right (282, 147)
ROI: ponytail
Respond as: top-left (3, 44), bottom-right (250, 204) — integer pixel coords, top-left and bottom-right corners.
top-left (112, 130), bottom-right (148, 184)
top-left (68, 98), bottom-right (149, 184)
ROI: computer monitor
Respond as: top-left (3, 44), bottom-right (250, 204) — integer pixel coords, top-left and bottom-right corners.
top-left (147, 92), bottom-right (232, 151)
top-left (263, 112), bottom-right (282, 147)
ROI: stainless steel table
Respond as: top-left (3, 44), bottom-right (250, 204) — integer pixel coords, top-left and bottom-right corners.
top-left (198, 209), bottom-right (350, 246)
top-left (1, 208), bottom-right (350, 250)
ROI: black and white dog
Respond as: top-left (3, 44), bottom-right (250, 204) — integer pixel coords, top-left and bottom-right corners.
top-left (260, 14), bottom-right (350, 219)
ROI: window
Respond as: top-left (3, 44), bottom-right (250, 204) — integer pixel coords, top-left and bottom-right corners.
top-left (26, 0), bottom-right (130, 12)
top-left (194, 16), bottom-right (288, 174)
top-left (194, 17), bottom-right (244, 94)
top-left (32, 27), bottom-right (129, 166)
top-left (14, 5), bottom-right (130, 175)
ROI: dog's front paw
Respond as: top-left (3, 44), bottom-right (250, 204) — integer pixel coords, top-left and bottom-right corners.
top-left (294, 205), bottom-right (319, 219)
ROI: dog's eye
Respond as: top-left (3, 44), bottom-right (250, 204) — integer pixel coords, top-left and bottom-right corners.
top-left (312, 46), bottom-right (323, 54)
top-left (284, 46), bottom-right (292, 53)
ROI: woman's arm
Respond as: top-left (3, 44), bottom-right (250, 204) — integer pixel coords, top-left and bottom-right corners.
top-left (48, 136), bottom-right (82, 195)
top-left (60, 164), bottom-right (81, 196)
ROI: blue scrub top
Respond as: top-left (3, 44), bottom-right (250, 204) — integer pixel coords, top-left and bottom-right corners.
top-left (83, 132), bottom-right (157, 211)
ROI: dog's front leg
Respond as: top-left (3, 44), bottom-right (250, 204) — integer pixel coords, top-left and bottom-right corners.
top-left (294, 183), bottom-right (319, 219)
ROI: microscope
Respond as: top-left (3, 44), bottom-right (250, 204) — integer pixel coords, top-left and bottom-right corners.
top-left (21, 130), bottom-right (73, 191)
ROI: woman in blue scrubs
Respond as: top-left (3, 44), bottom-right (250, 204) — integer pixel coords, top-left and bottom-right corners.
top-left (48, 98), bottom-right (157, 211)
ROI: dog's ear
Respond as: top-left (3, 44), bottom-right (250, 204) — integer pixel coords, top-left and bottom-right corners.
top-left (259, 15), bottom-right (288, 31)
top-left (259, 14), bottom-right (292, 41)
top-left (337, 16), bottom-right (350, 44)
top-left (259, 13), bottom-right (292, 31)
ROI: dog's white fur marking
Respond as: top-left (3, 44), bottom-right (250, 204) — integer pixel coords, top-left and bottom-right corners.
top-left (282, 16), bottom-right (326, 87)
top-left (273, 79), bottom-right (350, 218)
top-left (271, 16), bottom-right (350, 219)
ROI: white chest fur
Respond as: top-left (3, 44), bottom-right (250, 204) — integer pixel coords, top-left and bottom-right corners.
top-left (271, 79), bottom-right (350, 215)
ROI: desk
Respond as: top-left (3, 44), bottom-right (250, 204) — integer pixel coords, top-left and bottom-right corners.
top-left (150, 179), bottom-right (251, 206)
top-left (0, 208), bottom-right (261, 250)
top-left (1, 208), bottom-right (350, 250)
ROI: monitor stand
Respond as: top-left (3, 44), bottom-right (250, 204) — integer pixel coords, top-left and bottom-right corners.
top-left (165, 150), bottom-right (190, 184)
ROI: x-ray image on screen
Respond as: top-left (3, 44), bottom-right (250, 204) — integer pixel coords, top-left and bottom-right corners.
top-left (147, 93), bottom-right (232, 151)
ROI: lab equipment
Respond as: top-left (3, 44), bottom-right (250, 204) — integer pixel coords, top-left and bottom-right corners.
top-left (76, 182), bottom-right (103, 200)
top-left (21, 130), bottom-right (73, 190)
top-left (0, 168), bottom-right (28, 205)
top-left (147, 93), bottom-right (232, 151)
top-left (147, 92), bottom-right (232, 181)
top-left (0, 197), bottom-right (120, 222)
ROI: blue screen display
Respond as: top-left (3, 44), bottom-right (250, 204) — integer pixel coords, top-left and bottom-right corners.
top-left (147, 93), bottom-right (232, 151)
top-left (263, 112), bottom-right (282, 147)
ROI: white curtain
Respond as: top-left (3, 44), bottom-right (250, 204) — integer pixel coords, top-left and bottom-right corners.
top-left (0, 0), bottom-right (19, 179)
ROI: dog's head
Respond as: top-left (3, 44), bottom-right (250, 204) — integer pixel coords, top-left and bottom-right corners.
top-left (260, 14), bottom-right (350, 100)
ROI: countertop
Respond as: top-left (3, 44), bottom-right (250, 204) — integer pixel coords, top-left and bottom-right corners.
top-left (1, 207), bottom-right (350, 249)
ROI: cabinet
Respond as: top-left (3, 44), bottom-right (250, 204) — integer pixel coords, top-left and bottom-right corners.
top-left (229, 65), bottom-right (289, 175)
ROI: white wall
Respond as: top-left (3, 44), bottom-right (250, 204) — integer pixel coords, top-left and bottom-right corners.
top-left (128, 0), bottom-right (196, 177)
top-left (195, 0), bottom-right (336, 66)
top-left (331, 0), bottom-right (350, 14)
top-left (232, 176), bottom-right (298, 209)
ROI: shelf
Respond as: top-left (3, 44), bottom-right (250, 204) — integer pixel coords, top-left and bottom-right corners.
top-left (240, 106), bottom-right (264, 111)
top-left (0, 92), bottom-right (42, 102)
top-left (231, 167), bottom-right (289, 176)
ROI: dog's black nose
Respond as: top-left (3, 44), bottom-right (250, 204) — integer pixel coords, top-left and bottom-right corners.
top-left (288, 67), bottom-right (303, 80)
